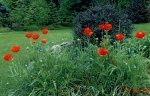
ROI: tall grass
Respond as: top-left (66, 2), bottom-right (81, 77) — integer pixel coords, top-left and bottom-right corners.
top-left (6, 38), bottom-right (150, 96)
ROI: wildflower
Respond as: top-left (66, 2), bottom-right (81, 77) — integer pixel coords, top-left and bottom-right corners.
top-left (41, 39), bottom-right (47, 44)
top-left (10, 46), bottom-right (20, 53)
top-left (83, 27), bottom-right (93, 36)
top-left (26, 47), bottom-right (29, 50)
top-left (116, 34), bottom-right (125, 41)
top-left (3, 54), bottom-right (13, 61)
top-left (135, 32), bottom-right (145, 38)
top-left (77, 38), bottom-right (81, 41)
top-left (104, 23), bottom-right (112, 31)
top-left (25, 32), bottom-right (33, 38)
top-left (98, 48), bottom-right (108, 57)
top-left (32, 34), bottom-right (40, 40)
top-left (99, 24), bottom-right (105, 30)
top-left (41, 29), bottom-right (48, 34)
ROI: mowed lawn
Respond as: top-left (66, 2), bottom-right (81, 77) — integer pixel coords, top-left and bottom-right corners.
top-left (134, 23), bottom-right (150, 34)
top-left (0, 23), bottom-right (150, 95)
top-left (0, 28), bottom-right (73, 62)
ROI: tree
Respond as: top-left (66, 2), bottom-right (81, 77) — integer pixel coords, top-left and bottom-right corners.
top-left (28, 0), bottom-right (49, 26)
top-left (0, 1), bottom-right (10, 27)
top-left (58, 0), bottom-right (74, 25)
top-left (8, 0), bottom-right (49, 30)
top-left (58, 0), bottom-right (92, 25)
top-left (45, 0), bottom-right (60, 7)
top-left (47, 0), bottom-right (60, 25)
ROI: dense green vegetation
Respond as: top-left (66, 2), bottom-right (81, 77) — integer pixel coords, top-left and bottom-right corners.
top-left (0, 28), bottom-right (72, 96)
top-left (73, 5), bottom-right (132, 47)
top-left (0, 23), bottom-right (150, 95)
top-left (127, 0), bottom-right (150, 23)
top-left (0, 0), bottom-right (150, 95)
top-left (0, 0), bottom-right (150, 30)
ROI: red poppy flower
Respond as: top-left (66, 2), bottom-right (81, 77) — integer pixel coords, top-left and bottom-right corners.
top-left (10, 46), bottom-right (21, 53)
top-left (98, 48), bottom-right (108, 57)
top-left (99, 24), bottom-right (105, 30)
top-left (32, 34), bottom-right (40, 40)
top-left (116, 34), bottom-right (125, 41)
top-left (41, 29), bottom-right (48, 34)
top-left (83, 27), bottom-right (93, 36)
top-left (104, 24), bottom-right (112, 31)
top-left (25, 32), bottom-right (33, 38)
top-left (3, 54), bottom-right (13, 61)
top-left (41, 39), bottom-right (47, 44)
top-left (135, 32), bottom-right (145, 38)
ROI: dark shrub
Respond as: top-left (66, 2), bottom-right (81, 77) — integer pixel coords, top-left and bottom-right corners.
top-left (127, 0), bottom-right (150, 23)
top-left (73, 5), bottom-right (133, 47)
top-left (0, 2), bottom-right (10, 27)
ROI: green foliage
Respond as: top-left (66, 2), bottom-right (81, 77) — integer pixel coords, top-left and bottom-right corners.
top-left (47, 0), bottom-right (60, 25)
top-left (92, 0), bottom-right (130, 9)
top-left (7, 40), bottom-right (150, 95)
top-left (117, 0), bottom-right (130, 9)
top-left (58, 0), bottom-right (92, 26)
top-left (139, 36), bottom-right (150, 58)
top-left (3, 0), bottom-right (62, 30)
top-left (9, 0), bottom-right (49, 30)
top-left (29, 0), bottom-right (49, 26)
top-left (0, 1), bottom-right (10, 27)
top-left (0, 25), bottom-right (150, 95)
top-left (1, 0), bottom-right (150, 30)
top-left (127, 0), bottom-right (150, 23)
top-left (58, 0), bottom-right (74, 26)
top-left (73, 5), bottom-right (132, 47)
top-left (67, 0), bottom-right (92, 13)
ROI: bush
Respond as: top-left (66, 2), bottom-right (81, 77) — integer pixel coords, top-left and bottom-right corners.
top-left (0, 1), bottom-right (10, 27)
top-left (73, 5), bottom-right (132, 47)
top-left (28, 0), bottom-right (49, 26)
top-left (47, 1), bottom-right (60, 26)
top-left (127, 0), bottom-right (150, 23)
top-left (58, 0), bottom-right (74, 25)
top-left (8, 0), bottom-right (49, 30)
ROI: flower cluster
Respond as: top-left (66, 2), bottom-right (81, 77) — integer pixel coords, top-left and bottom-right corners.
top-left (83, 23), bottom-right (146, 57)
top-left (3, 46), bottom-right (21, 61)
top-left (3, 29), bottom-right (49, 61)
top-left (25, 29), bottom-right (49, 44)
top-left (99, 24), bottom-right (113, 31)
